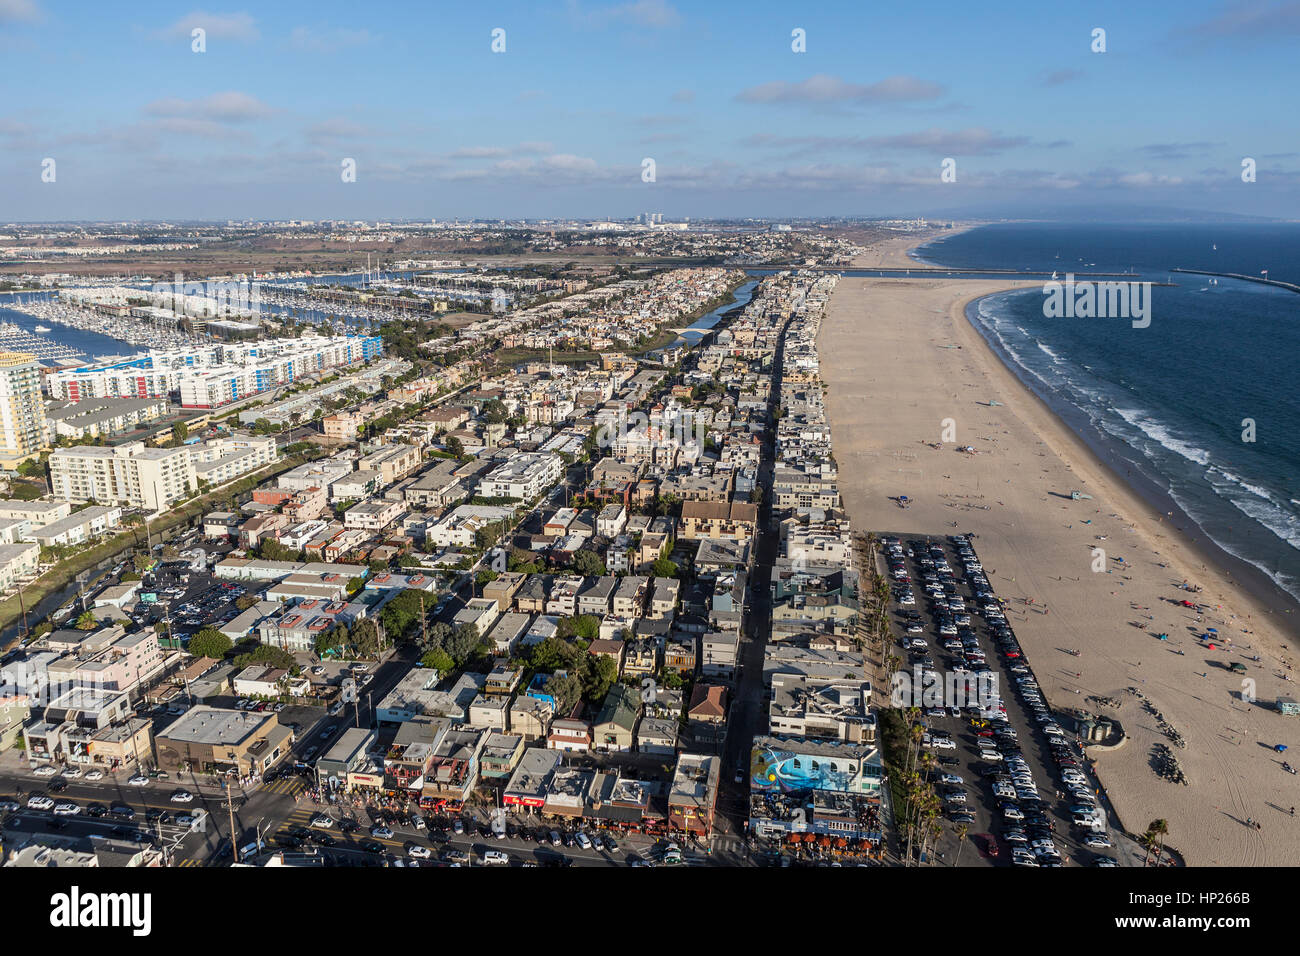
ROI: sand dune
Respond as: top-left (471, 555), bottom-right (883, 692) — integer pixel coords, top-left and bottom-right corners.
top-left (821, 275), bottom-right (1300, 866)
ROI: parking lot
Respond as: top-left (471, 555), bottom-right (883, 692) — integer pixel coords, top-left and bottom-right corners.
top-left (883, 533), bottom-right (1126, 867)
top-left (134, 560), bottom-right (246, 638)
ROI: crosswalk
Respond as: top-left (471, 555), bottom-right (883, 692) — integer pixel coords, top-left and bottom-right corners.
top-left (261, 776), bottom-right (310, 797)
top-left (271, 805), bottom-right (407, 851)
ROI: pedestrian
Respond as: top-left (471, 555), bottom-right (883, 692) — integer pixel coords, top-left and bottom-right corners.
top-left (1291, 807), bottom-right (1295, 817)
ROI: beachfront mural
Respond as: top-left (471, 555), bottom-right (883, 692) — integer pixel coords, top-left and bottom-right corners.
top-left (750, 743), bottom-right (881, 795)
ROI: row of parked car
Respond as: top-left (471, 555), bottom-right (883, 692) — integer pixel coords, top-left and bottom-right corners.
top-left (900, 535), bottom-right (1103, 867)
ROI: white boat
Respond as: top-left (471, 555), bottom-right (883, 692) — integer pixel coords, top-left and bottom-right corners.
top-left (34, 325), bottom-right (51, 332)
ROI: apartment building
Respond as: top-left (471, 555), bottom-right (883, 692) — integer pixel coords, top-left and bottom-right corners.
top-left (0, 541), bottom-right (39, 590)
top-left (0, 351), bottom-right (48, 467)
top-left (343, 498), bottom-right (406, 531)
top-left (323, 410), bottom-right (365, 440)
top-left (50, 442), bottom-right (195, 512)
top-left (358, 444), bottom-right (421, 485)
top-left (476, 452), bottom-right (563, 500)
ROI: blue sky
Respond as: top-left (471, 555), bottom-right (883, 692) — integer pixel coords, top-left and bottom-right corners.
top-left (2, 0), bottom-right (1298, 221)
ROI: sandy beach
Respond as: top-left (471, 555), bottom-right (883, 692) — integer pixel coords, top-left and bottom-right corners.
top-left (821, 273), bottom-right (1300, 866)
top-left (847, 223), bottom-right (977, 269)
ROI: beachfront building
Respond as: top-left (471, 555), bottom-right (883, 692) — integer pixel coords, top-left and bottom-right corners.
top-left (0, 351), bottom-right (48, 468)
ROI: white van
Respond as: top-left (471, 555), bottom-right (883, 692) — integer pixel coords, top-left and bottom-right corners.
top-left (411, 813), bottom-right (426, 831)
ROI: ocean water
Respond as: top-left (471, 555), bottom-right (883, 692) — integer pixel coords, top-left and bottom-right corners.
top-left (0, 290), bottom-right (142, 359)
top-left (915, 223), bottom-right (1300, 604)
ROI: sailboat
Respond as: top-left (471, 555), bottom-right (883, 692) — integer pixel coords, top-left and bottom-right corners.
top-left (1213, 243), bottom-right (1217, 251)
top-left (1051, 270), bottom-right (1058, 280)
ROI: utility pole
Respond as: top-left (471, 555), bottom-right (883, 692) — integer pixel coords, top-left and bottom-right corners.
top-left (226, 780), bottom-right (240, 864)
top-left (15, 579), bottom-right (29, 642)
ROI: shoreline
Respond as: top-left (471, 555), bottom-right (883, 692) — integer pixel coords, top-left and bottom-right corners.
top-left (962, 289), bottom-right (1300, 632)
top-left (821, 266), bottom-right (1300, 865)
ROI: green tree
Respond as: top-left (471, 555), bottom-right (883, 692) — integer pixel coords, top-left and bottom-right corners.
top-left (557, 614), bottom-right (600, 643)
top-left (75, 610), bottom-right (97, 630)
top-left (444, 623), bottom-right (481, 663)
top-left (420, 647), bottom-right (455, 673)
top-left (171, 421), bottom-right (189, 444)
top-left (188, 628), bottom-right (232, 659)
top-left (446, 436), bottom-right (464, 459)
top-left (652, 555), bottom-right (679, 579)
top-left (584, 654), bottom-right (619, 702)
top-left (235, 594), bottom-right (258, 611)
top-left (572, 549), bottom-right (605, 577)
top-left (350, 619), bottom-right (382, 658)
top-left (544, 672), bottom-right (584, 713)
top-left (231, 643), bottom-right (295, 671)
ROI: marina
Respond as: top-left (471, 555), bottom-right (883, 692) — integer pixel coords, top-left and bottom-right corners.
top-left (5, 297), bottom-right (200, 357)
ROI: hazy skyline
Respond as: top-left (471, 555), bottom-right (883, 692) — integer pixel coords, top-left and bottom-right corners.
top-left (3, 0), bottom-right (1298, 221)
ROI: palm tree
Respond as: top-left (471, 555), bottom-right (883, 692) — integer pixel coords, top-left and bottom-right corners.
top-left (1140, 828), bottom-right (1158, 866)
top-left (1148, 819), bottom-right (1169, 864)
top-left (952, 823), bottom-right (969, 866)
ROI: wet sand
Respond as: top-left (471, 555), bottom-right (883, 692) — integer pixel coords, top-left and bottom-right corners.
top-left (821, 274), bottom-right (1300, 866)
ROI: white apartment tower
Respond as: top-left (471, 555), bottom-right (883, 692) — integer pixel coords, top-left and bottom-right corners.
top-left (0, 351), bottom-right (49, 467)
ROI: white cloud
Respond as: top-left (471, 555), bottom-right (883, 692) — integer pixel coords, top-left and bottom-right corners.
top-left (0, 0), bottom-right (41, 23)
top-left (144, 91), bottom-right (274, 123)
top-left (736, 73), bottom-right (945, 105)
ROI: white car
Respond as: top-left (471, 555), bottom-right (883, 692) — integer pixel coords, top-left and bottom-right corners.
top-left (575, 832), bottom-right (592, 850)
top-left (62, 766), bottom-right (83, 778)
top-left (27, 796), bottom-right (55, 810)
top-left (1011, 848), bottom-right (1039, 867)
top-left (32, 765), bottom-right (58, 777)
top-left (938, 773), bottom-right (963, 786)
top-left (370, 826), bottom-right (394, 840)
top-left (170, 790), bottom-right (194, 803)
top-left (84, 769), bottom-right (104, 781)
top-left (128, 774), bottom-right (150, 786)
top-left (407, 845), bottom-right (432, 859)
top-left (53, 802), bottom-right (81, 816)
top-left (978, 749), bottom-right (1003, 762)
top-left (311, 815), bottom-right (335, 829)
top-left (482, 850), bottom-right (510, 865)
top-left (1083, 834), bottom-right (1113, 849)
